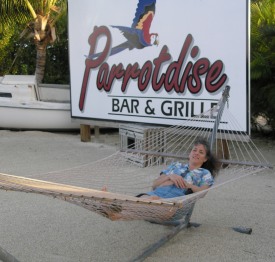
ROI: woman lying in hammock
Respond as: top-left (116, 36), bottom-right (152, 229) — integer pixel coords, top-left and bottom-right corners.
top-left (137, 138), bottom-right (219, 200)
top-left (101, 139), bottom-right (219, 222)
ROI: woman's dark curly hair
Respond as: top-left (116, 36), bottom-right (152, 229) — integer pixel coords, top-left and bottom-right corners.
top-left (193, 138), bottom-right (219, 178)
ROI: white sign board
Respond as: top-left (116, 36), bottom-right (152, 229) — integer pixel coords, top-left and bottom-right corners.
top-left (68, 0), bottom-right (249, 131)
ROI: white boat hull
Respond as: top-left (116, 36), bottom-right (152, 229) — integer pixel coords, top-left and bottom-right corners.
top-left (0, 75), bottom-right (80, 130)
top-left (0, 100), bottom-right (79, 130)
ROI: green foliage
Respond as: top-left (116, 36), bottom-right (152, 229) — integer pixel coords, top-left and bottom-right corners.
top-left (0, 24), bottom-right (34, 76)
top-left (0, 0), bottom-right (67, 83)
top-left (0, 0), bottom-right (30, 31)
top-left (0, 24), bottom-right (36, 76)
top-left (0, 29), bottom-right (15, 75)
top-left (0, 1), bottom-right (69, 83)
top-left (251, 0), bottom-right (275, 135)
top-left (43, 14), bottom-right (70, 84)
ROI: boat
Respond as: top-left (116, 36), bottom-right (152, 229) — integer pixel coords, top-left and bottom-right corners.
top-left (0, 75), bottom-right (80, 130)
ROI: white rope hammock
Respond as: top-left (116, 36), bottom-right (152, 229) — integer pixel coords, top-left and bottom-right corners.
top-left (0, 86), bottom-right (272, 225)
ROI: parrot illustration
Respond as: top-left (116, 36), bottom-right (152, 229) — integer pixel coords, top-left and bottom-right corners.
top-left (88, 0), bottom-right (159, 59)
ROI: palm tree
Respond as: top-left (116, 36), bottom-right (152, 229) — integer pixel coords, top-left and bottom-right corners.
top-left (0, 0), bottom-right (67, 83)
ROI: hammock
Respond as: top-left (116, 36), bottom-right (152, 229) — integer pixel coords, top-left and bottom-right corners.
top-left (0, 86), bottom-right (272, 226)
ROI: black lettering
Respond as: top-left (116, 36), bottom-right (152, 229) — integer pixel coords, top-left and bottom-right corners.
top-left (112, 98), bottom-right (120, 112)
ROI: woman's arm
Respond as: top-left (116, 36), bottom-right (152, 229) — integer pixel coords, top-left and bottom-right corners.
top-left (185, 170), bottom-right (214, 193)
top-left (152, 174), bottom-right (170, 189)
top-left (152, 174), bottom-right (187, 190)
top-left (183, 181), bottom-right (210, 193)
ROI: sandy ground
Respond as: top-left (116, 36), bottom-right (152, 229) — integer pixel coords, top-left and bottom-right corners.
top-left (0, 130), bottom-right (274, 262)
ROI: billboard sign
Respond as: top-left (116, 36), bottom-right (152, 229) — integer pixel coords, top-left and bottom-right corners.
top-left (68, 0), bottom-right (249, 131)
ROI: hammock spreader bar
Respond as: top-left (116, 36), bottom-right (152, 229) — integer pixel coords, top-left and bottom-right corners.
top-left (120, 149), bottom-right (272, 168)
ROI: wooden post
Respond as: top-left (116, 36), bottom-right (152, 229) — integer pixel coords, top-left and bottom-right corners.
top-left (94, 126), bottom-right (100, 142)
top-left (80, 124), bottom-right (91, 142)
top-left (94, 126), bottom-right (100, 138)
top-left (217, 139), bottom-right (229, 168)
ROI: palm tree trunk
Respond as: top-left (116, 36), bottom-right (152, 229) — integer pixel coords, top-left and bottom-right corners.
top-left (35, 40), bottom-right (47, 84)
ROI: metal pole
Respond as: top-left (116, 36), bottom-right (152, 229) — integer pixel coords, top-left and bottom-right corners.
top-left (208, 85), bottom-right (230, 151)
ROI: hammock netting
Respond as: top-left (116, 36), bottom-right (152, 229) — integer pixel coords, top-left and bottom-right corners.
top-left (0, 87), bottom-right (272, 225)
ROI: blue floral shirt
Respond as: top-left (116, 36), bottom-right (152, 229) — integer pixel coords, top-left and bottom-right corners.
top-left (161, 162), bottom-right (214, 187)
top-left (146, 162), bottom-right (214, 198)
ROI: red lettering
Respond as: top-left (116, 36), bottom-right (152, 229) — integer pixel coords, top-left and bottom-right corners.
top-left (79, 26), bottom-right (111, 111)
top-left (188, 58), bottom-right (210, 94)
top-left (165, 34), bottom-right (193, 92)
top-left (205, 60), bottom-right (227, 92)
top-left (97, 63), bottom-right (109, 90)
top-left (80, 31), bottom-right (227, 109)
top-left (121, 63), bottom-right (140, 92)
top-left (152, 46), bottom-right (171, 91)
top-left (138, 61), bottom-right (152, 91)
top-left (97, 63), bottom-right (124, 92)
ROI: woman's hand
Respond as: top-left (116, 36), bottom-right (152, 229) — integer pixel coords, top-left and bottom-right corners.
top-left (153, 173), bottom-right (211, 193)
top-left (168, 174), bottom-right (187, 189)
top-left (183, 181), bottom-right (210, 193)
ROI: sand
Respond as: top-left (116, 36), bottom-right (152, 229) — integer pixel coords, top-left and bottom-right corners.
top-left (0, 130), bottom-right (274, 262)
